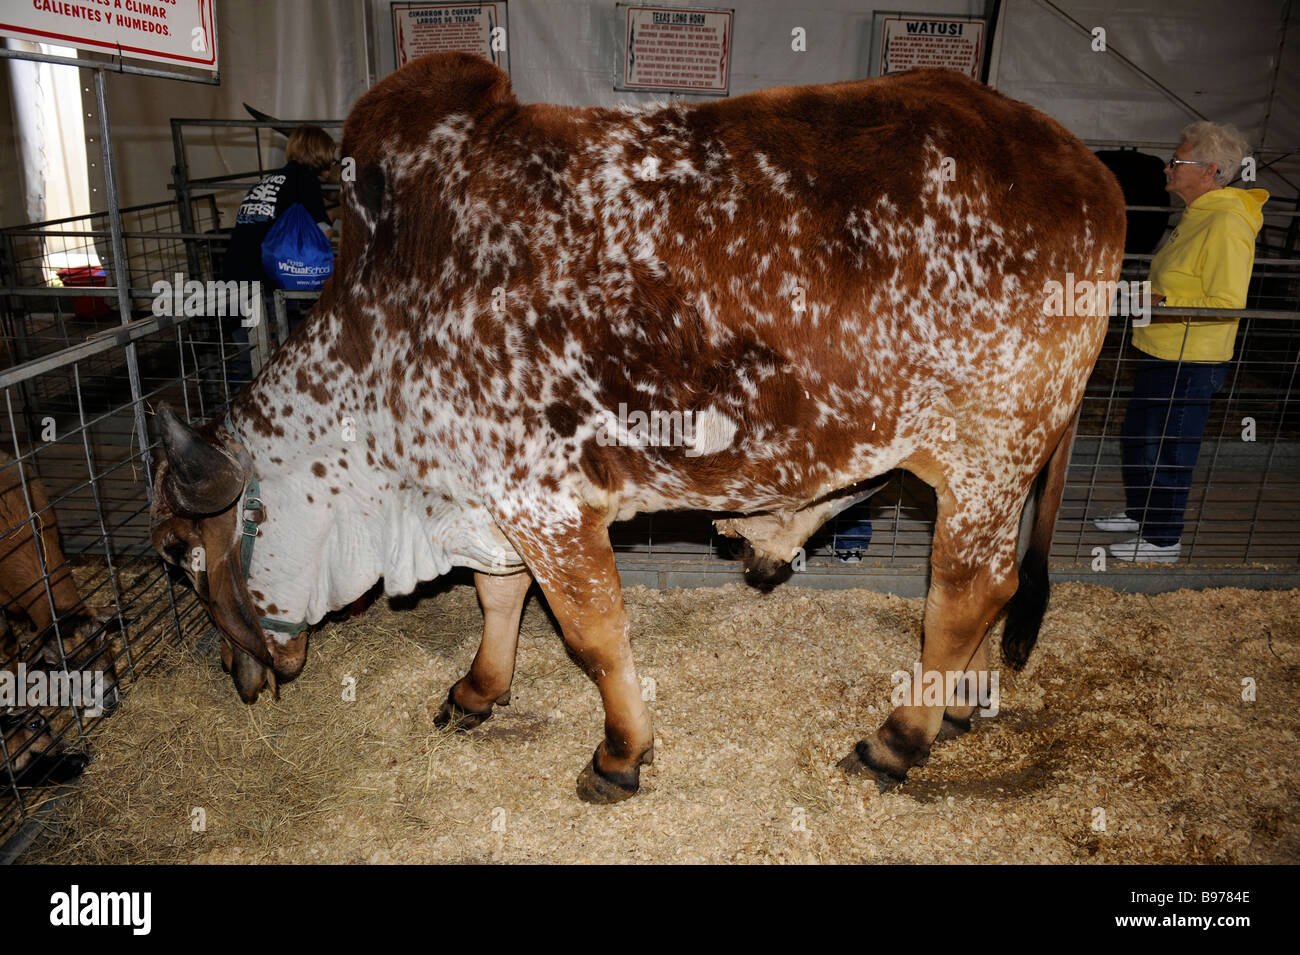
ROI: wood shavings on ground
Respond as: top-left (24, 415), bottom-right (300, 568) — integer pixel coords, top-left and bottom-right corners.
top-left (19, 579), bottom-right (1299, 864)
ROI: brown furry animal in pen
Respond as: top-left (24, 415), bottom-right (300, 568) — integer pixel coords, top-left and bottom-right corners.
top-left (0, 710), bottom-right (88, 787)
top-left (0, 451), bottom-right (120, 707)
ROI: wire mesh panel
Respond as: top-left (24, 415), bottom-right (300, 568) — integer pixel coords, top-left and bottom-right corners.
top-left (0, 196), bottom-right (224, 370)
top-left (1061, 256), bottom-right (1300, 568)
top-left (0, 288), bottom-right (279, 848)
top-left (0, 196), bottom-right (223, 288)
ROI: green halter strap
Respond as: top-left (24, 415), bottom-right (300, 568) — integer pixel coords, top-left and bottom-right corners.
top-left (225, 415), bottom-right (309, 635)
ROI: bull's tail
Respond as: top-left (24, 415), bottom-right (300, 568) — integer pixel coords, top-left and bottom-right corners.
top-left (1002, 410), bottom-right (1078, 670)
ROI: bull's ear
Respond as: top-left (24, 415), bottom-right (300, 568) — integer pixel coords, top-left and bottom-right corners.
top-left (156, 405), bottom-right (249, 515)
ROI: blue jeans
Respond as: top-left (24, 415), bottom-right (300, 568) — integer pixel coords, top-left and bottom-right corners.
top-left (226, 287), bottom-right (303, 391)
top-left (834, 506), bottom-right (872, 551)
top-left (223, 285), bottom-right (270, 391)
top-left (1120, 355), bottom-right (1228, 546)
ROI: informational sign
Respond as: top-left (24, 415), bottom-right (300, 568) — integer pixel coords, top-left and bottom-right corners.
top-left (876, 15), bottom-right (984, 80)
top-left (392, 3), bottom-right (509, 74)
top-left (0, 0), bottom-right (218, 70)
top-left (619, 4), bottom-right (732, 95)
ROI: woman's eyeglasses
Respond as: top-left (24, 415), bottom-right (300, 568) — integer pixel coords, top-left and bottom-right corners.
top-left (1167, 156), bottom-right (1212, 169)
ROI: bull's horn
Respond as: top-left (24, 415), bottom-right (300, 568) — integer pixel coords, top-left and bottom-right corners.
top-left (156, 405), bottom-right (249, 514)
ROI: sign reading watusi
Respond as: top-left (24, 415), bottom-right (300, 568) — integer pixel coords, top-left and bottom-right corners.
top-left (878, 16), bottom-right (984, 80)
top-left (0, 0), bottom-right (217, 69)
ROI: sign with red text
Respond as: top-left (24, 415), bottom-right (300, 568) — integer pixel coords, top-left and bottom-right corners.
top-left (0, 0), bottom-right (218, 70)
top-left (619, 4), bottom-right (732, 95)
top-left (392, 3), bottom-right (509, 74)
top-left (877, 15), bottom-right (984, 79)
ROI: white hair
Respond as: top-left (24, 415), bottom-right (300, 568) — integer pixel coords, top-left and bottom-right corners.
top-left (1181, 121), bottom-right (1251, 187)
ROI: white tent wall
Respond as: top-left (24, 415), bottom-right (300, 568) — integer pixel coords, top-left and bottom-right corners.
top-left (1270, 1), bottom-right (1300, 157)
top-left (91, 0), bottom-right (371, 213)
top-left (0, 59), bottom-right (28, 229)
top-left (991, 0), bottom-right (1298, 198)
top-left (73, 0), bottom-right (990, 218)
top-left (0, 0), bottom-right (1295, 227)
top-left (370, 0), bottom-right (986, 106)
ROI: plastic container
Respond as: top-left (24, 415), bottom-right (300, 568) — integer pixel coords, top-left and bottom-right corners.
top-left (55, 266), bottom-right (110, 320)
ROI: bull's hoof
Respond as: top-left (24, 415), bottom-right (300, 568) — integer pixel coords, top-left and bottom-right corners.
top-left (576, 747), bottom-right (643, 804)
top-left (838, 742), bottom-right (908, 793)
top-left (936, 712), bottom-right (973, 743)
top-left (433, 688), bottom-right (494, 732)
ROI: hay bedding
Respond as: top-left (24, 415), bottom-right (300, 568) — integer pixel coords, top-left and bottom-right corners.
top-left (19, 580), bottom-right (1299, 864)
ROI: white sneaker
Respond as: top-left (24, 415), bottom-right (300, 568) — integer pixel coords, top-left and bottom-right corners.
top-left (1094, 512), bottom-right (1139, 533)
top-left (1109, 538), bottom-right (1181, 563)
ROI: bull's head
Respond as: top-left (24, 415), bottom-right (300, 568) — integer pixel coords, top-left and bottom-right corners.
top-left (149, 406), bottom-right (308, 703)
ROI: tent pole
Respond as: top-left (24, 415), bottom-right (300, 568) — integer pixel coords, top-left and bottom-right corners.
top-left (93, 66), bottom-right (154, 491)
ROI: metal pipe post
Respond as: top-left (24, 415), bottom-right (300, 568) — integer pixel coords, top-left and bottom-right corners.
top-left (93, 68), bottom-right (153, 489)
top-left (170, 119), bottom-right (203, 279)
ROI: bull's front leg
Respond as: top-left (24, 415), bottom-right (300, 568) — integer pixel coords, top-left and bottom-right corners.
top-left (935, 631), bottom-right (989, 742)
top-left (436, 569), bottom-right (531, 730)
top-left (496, 506), bottom-right (654, 804)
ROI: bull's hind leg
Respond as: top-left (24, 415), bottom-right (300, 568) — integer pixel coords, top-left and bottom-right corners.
top-left (842, 485), bottom-right (1021, 788)
top-left (936, 632), bottom-right (989, 741)
top-left (497, 507), bottom-right (654, 804)
top-left (436, 570), bottom-right (532, 730)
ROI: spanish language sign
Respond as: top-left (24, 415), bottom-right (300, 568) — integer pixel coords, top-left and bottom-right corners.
top-left (877, 15), bottom-right (984, 79)
top-left (620, 4), bottom-right (732, 95)
top-left (0, 0), bottom-right (217, 70)
top-left (392, 3), bottom-right (509, 74)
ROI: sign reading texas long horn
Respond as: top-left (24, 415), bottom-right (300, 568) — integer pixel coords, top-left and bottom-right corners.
top-left (619, 4), bottom-right (732, 95)
top-left (0, 0), bottom-right (217, 70)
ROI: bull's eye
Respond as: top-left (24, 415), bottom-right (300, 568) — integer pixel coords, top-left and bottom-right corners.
top-left (160, 533), bottom-right (189, 566)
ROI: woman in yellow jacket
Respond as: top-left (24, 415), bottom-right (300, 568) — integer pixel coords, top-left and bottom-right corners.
top-left (1097, 122), bottom-right (1268, 562)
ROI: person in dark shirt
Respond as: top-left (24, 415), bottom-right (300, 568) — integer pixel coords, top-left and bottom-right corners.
top-left (222, 124), bottom-right (335, 387)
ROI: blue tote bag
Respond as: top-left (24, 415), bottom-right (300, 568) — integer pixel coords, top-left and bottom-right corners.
top-left (260, 203), bottom-right (333, 290)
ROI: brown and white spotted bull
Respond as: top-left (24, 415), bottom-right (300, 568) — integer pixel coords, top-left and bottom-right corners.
top-left (150, 53), bottom-right (1124, 802)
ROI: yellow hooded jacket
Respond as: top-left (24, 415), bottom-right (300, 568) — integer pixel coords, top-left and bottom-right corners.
top-left (1133, 186), bottom-right (1269, 362)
